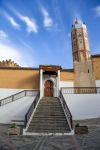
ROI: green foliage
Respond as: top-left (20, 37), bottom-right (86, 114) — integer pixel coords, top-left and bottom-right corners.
top-left (10, 123), bottom-right (17, 128)
top-left (75, 123), bottom-right (80, 127)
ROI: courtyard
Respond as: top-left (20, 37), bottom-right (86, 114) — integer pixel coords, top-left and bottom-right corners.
top-left (0, 118), bottom-right (100, 150)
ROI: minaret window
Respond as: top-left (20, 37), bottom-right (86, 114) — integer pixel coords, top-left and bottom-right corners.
top-left (78, 33), bottom-right (82, 37)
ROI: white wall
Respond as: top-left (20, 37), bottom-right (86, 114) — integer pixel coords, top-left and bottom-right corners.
top-left (60, 81), bottom-right (74, 88)
top-left (63, 94), bottom-right (100, 120)
top-left (0, 96), bottom-right (35, 124)
top-left (96, 80), bottom-right (100, 87)
top-left (0, 89), bottom-right (23, 100)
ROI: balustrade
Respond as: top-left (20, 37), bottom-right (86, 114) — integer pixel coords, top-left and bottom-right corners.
top-left (61, 87), bottom-right (100, 94)
top-left (0, 90), bottom-right (39, 106)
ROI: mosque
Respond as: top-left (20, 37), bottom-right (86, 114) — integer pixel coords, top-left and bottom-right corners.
top-left (0, 19), bottom-right (100, 135)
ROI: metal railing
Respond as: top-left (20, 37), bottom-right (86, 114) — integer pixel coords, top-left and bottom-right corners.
top-left (0, 90), bottom-right (38, 106)
top-left (24, 92), bottom-right (40, 127)
top-left (61, 87), bottom-right (100, 94)
top-left (59, 91), bottom-right (73, 129)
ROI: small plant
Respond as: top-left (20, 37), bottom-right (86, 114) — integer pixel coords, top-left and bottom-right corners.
top-left (75, 123), bottom-right (80, 127)
top-left (10, 123), bottom-right (17, 128)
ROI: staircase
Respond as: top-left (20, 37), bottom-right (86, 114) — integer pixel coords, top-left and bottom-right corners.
top-left (27, 97), bottom-right (71, 134)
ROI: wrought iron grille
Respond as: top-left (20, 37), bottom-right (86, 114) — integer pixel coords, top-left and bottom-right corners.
top-left (24, 92), bottom-right (40, 127)
top-left (59, 91), bottom-right (73, 129)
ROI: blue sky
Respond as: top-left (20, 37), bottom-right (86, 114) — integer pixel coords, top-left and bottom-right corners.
top-left (0, 0), bottom-right (100, 68)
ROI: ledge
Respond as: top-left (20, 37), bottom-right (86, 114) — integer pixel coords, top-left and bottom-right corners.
top-left (0, 67), bottom-right (39, 70)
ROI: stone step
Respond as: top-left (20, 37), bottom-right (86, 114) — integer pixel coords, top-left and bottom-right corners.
top-left (29, 125), bottom-right (69, 128)
top-left (33, 116), bottom-right (66, 119)
top-left (33, 114), bottom-right (65, 117)
top-left (28, 128), bottom-right (70, 132)
top-left (28, 126), bottom-right (69, 131)
top-left (36, 106), bottom-right (62, 109)
top-left (30, 120), bottom-right (68, 124)
top-left (36, 108), bottom-right (64, 111)
top-left (31, 120), bottom-right (67, 123)
top-left (34, 112), bottom-right (65, 115)
top-left (27, 129), bottom-right (69, 133)
top-left (37, 105), bottom-right (61, 107)
top-left (34, 111), bottom-right (64, 114)
top-left (28, 128), bottom-right (69, 132)
top-left (27, 97), bottom-right (70, 133)
top-left (32, 117), bottom-right (65, 119)
top-left (31, 118), bottom-right (67, 121)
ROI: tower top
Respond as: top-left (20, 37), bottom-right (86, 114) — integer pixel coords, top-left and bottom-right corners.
top-left (72, 18), bottom-right (86, 30)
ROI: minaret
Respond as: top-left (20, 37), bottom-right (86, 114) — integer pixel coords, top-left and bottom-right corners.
top-left (71, 18), bottom-right (96, 87)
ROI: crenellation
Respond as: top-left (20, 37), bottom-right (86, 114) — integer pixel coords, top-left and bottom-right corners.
top-left (0, 59), bottom-right (20, 68)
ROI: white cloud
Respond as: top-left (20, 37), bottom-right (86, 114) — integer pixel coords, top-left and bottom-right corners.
top-left (0, 43), bottom-right (22, 63)
top-left (94, 6), bottom-right (100, 17)
top-left (0, 43), bottom-right (37, 67)
top-left (17, 13), bottom-right (38, 33)
top-left (0, 30), bottom-right (8, 40)
top-left (2, 11), bottom-right (20, 29)
top-left (2, 7), bottom-right (38, 33)
top-left (7, 16), bottom-right (20, 29)
top-left (41, 7), bottom-right (53, 28)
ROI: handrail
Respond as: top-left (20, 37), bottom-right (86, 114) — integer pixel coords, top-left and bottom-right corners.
top-left (59, 91), bottom-right (73, 129)
top-left (24, 92), bottom-right (40, 127)
top-left (61, 87), bottom-right (100, 94)
top-left (0, 90), bottom-right (39, 106)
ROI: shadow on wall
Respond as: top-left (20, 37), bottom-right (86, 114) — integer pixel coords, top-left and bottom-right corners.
top-left (17, 74), bottom-right (40, 89)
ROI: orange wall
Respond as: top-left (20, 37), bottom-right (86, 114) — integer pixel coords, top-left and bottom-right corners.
top-left (0, 69), bottom-right (39, 89)
top-left (92, 57), bottom-right (100, 80)
top-left (0, 57), bottom-right (99, 90)
top-left (60, 71), bottom-right (74, 81)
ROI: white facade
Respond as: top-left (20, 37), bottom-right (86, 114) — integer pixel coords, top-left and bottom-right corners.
top-left (96, 80), bottom-right (100, 87)
top-left (60, 81), bottom-right (74, 88)
top-left (63, 94), bottom-right (100, 120)
top-left (40, 69), bottom-right (60, 98)
top-left (0, 71), bottom-right (99, 124)
top-left (0, 89), bottom-right (23, 100)
top-left (0, 96), bottom-right (35, 124)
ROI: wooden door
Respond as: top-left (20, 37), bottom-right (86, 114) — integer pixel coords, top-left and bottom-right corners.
top-left (44, 80), bottom-right (53, 97)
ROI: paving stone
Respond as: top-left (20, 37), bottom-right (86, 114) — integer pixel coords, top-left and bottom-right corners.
top-left (0, 118), bottom-right (100, 150)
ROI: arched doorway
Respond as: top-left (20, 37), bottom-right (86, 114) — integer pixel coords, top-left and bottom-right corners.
top-left (44, 80), bottom-right (53, 97)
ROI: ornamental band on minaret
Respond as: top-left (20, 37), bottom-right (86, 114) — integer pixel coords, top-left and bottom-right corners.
top-left (71, 19), bottom-right (96, 87)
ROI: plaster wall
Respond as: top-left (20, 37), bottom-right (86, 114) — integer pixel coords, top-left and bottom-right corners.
top-left (60, 81), bottom-right (74, 88)
top-left (0, 69), bottom-right (39, 89)
top-left (63, 94), bottom-right (100, 120)
top-left (60, 71), bottom-right (74, 81)
top-left (96, 80), bottom-right (100, 87)
top-left (0, 89), bottom-right (23, 100)
top-left (92, 57), bottom-right (100, 80)
top-left (0, 96), bottom-right (35, 124)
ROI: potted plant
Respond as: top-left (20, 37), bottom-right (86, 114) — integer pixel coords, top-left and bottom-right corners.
top-left (8, 123), bottom-right (20, 135)
top-left (75, 123), bottom-right (88, 134)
